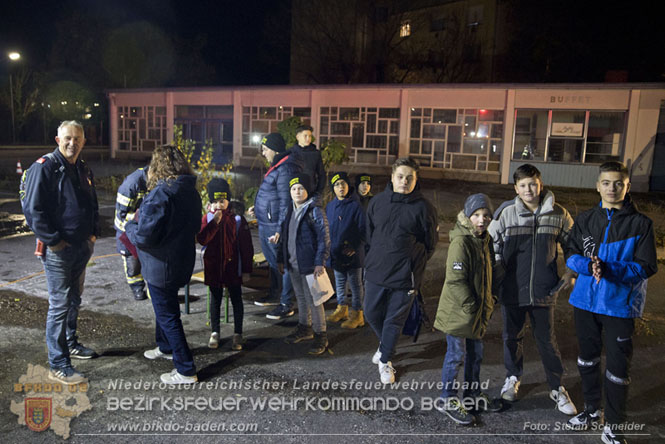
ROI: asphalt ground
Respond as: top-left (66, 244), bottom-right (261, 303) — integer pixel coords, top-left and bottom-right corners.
top-left (0, 176), bottom-right (664, 444)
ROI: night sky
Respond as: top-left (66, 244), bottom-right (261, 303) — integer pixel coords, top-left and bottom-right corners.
top-left (1, 0), bottom-right (291, 87)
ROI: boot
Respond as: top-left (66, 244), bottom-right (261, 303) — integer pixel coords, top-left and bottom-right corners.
top-left (308, 332), bottom-right (328, 355)
top-left (326, 305), bottom-right (348, 322)
top-left (341, 309), bottom-right (365, 329)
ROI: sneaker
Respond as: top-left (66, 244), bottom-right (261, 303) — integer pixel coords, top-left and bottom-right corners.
top-left (48, 367), bottom-right (87, 386)
top-left (266, 304), bottom-right (295, 320)
top-left (254, 295), bottom-right (279, 307)
top-left (285, 324), bottom-right (314, 344)
top-left (231, 334), bottom-right (244, 351)
top-left (308, 332), bottom-right (328, 355)
top-left (69, 344), bottom-right (98, 360)
top-left (160, 369), bottom-right (198, 385)
top-left (435, 397), bottom-right (475, 425)
top-left (378, 361), bottom-right (396, 384)
top-left (601, 425), bottom-right (627, 444)
top-left (501, 376), bottom-right (520, 401)
top-left (133, 287), bottom-right (147, 300)
top-left (144, 347), bottom-right (173, 360)
top-left (567, 408), bottom-right (602, 430)
top-left (472, 392), bottom-right (503, 413)
top-left (208, 332), bottom-right (219, 349)
top-left (550, 386), bottom-right (577, 415)
top-left (372, 347), bottom-right (382, 365)
top-left (326, 305), bottom-right (348, 322)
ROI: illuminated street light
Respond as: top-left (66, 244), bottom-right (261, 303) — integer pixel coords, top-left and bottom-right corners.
top-left (7, 51), bottom-right (21, 144)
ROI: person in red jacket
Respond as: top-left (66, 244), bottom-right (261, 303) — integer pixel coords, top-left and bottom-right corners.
top-left (197, 179), bottom-right (253, 351)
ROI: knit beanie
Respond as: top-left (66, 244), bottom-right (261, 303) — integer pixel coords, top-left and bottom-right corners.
top-left (354, 173), bottom-right (372, 187)
top-left (261, 132), bottom-right (286, 153)
top-left (207, 178), bottom-right (231, 202)
top-left (330, 171), bottom-right (350, 191)
top-left (464, 193), bottom-right (493, 218)
top-left (289, 173), bottom-right (313, 195)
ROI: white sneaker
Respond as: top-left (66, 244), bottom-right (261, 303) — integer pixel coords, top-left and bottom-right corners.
top-left (372, 347), bottom-right (382, 364)
top-left (501, 376), bottom-right (520, 401)
top-left (160, 369), bottom-right (198, 385)
top-left (144, 347), bottom-right (173, 360)
top-left (208, 332), bottom-right (219, 349)
top-left (601, 425), bottom-right (626, 444)
top-left (550, 386), bottom-right (577, 415)
top-left (378, 361), bottom-right (396, 384)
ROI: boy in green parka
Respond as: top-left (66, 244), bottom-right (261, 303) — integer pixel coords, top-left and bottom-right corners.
top-left (434, 193), bottom-right (501, 425)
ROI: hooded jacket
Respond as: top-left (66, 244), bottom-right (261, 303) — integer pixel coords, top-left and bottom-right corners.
top-left (434, 212), bottom-right (495, 339)
top-left (277, 199), bottom-right (330, 275)
top-left (364, 182), bottom-right (438, 290)
top-left (254, 151), bottom-right (303, 235)
top-left (197, 209), bottom-right (254, 287)
top-left (289, 143), bottom-right (326, 198)
top-left (125, 174), bottom-right (202, 288)
top-left (567, 196), bottom-right (657, 318)
top-left (20, 148), bottom-right (99, 246)
top-left (325, 189), bottom-right (366, 271)
top-left (488, 190), bottom-right (573, 306)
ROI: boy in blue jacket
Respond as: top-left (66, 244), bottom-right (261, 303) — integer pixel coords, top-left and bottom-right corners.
top-left (325, 172), bottom-right (366, 329)
top-left (566, 162), bottom-right (657, 444)
top-left (277, 174), bottom-right (331, 355)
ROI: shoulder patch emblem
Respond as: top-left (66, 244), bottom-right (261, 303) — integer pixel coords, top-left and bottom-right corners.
top-left (36, 157), bottom-right (47, 164)
top-left (452, 262), bottom-right (463, 271)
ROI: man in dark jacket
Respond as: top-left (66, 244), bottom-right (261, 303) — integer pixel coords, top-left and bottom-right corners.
top-left (248, 132), bottom-right (303, 319)
top-left (114, 166), bottom-right (149, 300)
top-left (566, 162), bottom-right (657, 444)
top-left (20, 120), bottom-right (100, 385)
top-left (288, 125), bottom-right (326, 201)
top-left (364, 157), bottom-right (438, 384)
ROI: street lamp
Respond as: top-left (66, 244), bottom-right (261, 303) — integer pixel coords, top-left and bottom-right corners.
top-left (8, 51), bottom-right (21, 144)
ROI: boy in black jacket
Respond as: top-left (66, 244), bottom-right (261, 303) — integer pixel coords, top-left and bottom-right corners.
top-left (364, 157), bottom-right (438, 384)
top-left (288, 125), bottom-right (326, 201)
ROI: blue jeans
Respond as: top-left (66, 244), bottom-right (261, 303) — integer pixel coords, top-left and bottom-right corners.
top-left (148, 283), bottom-right (196, 376)
top-left (441, 334), bottom-right (483, 398)
top-left (41, 240), bottom-right (93, 370)
top-left (258, 225), bottom-right (294, 309)
top-left (334, 268), bottom-right (364, 311)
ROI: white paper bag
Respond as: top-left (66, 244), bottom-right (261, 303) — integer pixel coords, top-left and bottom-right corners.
top-left (306, 269), bottom-right (334, 306)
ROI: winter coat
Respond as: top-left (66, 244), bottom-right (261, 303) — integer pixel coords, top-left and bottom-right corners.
top-left (125, 174), bottom-right (202, 288)
top-left (197, 209), bottom-right (254, 288)
top-left (567, 196), bottom-right (657, 318)
top-left (20, 148), bottom-right (99, 246)
top-left (358, 193), bottom-right (373, 213)
top-left (325, 190), bottom-right (366, 271)
top-left (434, 212), bottom-right (495, 339)
top-left (114, 166), bottom-right (148, 254)
top-left (488, 190), bottom-right (573, 307)
top-left (277, 199), bottom-right (330, 276)
top-left (289, 144), bottom-right (326, 198)
top-left (364, 182), bottom-right (438, 290)
top-left (254, 151), bottom-right (303, 235)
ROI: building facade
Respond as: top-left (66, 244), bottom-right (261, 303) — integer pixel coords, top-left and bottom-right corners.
top-left (107, 83), bottom-right (665, 191)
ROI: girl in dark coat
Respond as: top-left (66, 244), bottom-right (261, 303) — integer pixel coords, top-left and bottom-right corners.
top-left (197, 179), bottom-right (253, 351)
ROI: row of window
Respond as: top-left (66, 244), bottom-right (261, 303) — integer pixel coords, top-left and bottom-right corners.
top-left (118, 105), bottom-right (627, 172)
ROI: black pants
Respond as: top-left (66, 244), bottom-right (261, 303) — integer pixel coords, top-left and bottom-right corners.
top-left (210, 285), bottom-right (243, 335)
top-left (502, 304), bottom-right (564, 390)
top-left (574, 308), bottom-right (634, 426)
top-left (364, 281), bottom-right (415, 364)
